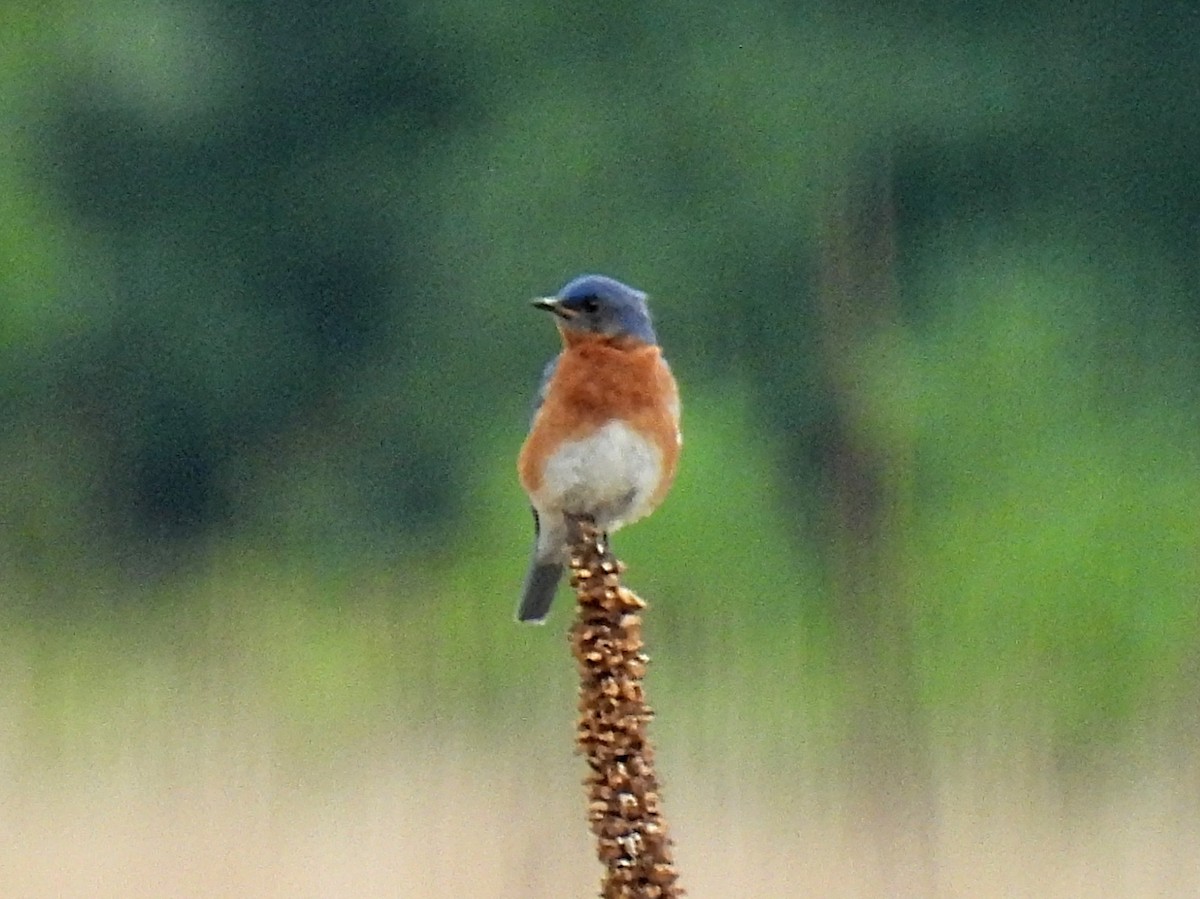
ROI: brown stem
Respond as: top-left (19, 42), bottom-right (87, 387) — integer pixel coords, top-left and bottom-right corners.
top-left (567, 517), bottom-right (683, 899)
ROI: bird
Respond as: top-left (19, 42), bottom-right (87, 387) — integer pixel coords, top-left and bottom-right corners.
top-left (516, 274), bottom-right (681, 623)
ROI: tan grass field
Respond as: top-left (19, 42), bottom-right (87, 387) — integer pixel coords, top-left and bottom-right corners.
top-left (2, 716), bottom-right (1197, 899)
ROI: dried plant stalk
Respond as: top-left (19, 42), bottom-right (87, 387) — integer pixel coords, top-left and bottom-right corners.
top-left (567, 517), bottom-right (683, 899)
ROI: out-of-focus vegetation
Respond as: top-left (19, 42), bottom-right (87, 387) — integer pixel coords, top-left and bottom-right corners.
top-left (2, 1), bottom-right (1199, 894)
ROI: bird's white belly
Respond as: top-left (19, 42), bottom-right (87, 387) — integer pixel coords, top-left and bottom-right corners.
top-left (537, 420), bottom-right (662, 531)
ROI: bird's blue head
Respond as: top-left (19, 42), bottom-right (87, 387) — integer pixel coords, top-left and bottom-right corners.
top-left (533, 274), bottom-right (657, 345)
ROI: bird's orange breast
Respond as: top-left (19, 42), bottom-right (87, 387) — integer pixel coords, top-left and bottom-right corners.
top-left (518, 335), bottom-right (681, 508)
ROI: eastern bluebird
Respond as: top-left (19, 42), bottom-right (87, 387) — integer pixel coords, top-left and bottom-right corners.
top-left (516, 274), bottom-right (681, 623)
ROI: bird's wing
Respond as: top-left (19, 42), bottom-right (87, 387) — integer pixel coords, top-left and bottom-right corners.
top-left (530, 353), bottom-right (561, 421)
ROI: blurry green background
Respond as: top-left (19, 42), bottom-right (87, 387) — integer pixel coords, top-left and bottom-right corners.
top-left (2, 1), bottom-right (1199, 896)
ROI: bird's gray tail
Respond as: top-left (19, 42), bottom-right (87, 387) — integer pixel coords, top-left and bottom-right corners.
top-left (517, 560), bottom-right (564, 624)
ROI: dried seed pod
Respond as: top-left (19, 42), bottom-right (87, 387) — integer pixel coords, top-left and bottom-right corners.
top-left (566, 516), bottom-right (683, 898)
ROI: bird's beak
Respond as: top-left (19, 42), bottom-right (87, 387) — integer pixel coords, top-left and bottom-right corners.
top-left (531, 297), bottom-right (573, 319)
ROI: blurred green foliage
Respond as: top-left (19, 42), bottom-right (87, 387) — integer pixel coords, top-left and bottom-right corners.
top-left (1, 0), bottom-right (1198, 768)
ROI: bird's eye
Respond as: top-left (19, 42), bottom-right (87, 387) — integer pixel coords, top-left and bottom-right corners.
top-left (579, 296), bottom-right (600, 315)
